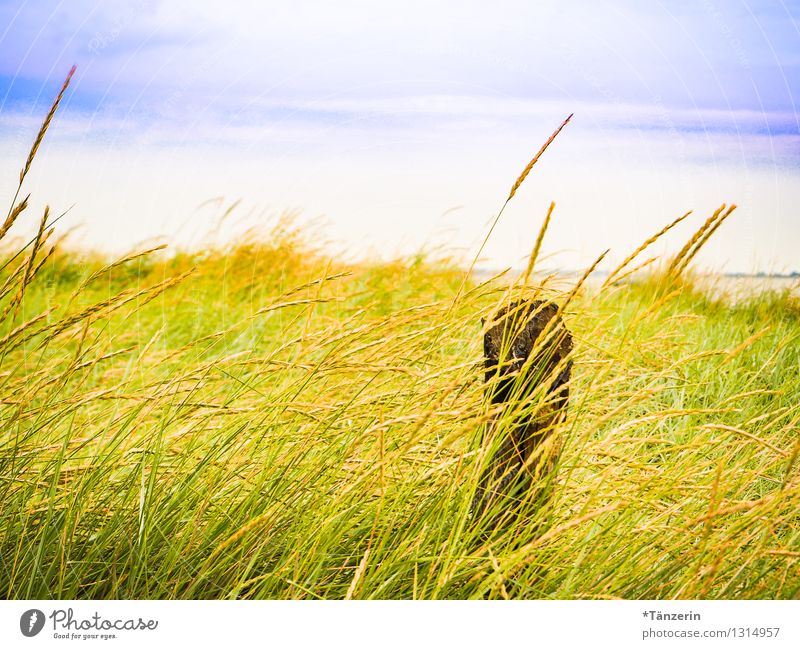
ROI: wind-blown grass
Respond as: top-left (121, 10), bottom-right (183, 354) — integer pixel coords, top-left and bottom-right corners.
top-left (2, 221), bottom-right (797, 599)
top-left (0, 70), bottom-right (797, 600)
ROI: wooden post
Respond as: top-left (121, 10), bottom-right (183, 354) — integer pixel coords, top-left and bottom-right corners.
top-left (472, 299), bottom-right (573, 530)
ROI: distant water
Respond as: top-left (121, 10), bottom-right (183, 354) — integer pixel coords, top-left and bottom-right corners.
top-left (693, 275), bottom-right (800, 302)
top-left (472, 269), bottom-right (800, 303)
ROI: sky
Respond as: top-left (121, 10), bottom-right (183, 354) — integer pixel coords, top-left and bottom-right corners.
top-left (0, 0), bottom-right (798, 273)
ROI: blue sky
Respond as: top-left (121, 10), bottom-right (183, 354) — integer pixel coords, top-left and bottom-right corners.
top-left (0, 1), bottom-right (798, 272)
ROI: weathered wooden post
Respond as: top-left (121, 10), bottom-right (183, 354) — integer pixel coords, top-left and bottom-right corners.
top-left (472, 299), bottom-right (573, 530)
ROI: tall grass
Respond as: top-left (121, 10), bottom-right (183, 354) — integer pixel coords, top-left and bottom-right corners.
top-left (0, 71), bottom-right (797, 600)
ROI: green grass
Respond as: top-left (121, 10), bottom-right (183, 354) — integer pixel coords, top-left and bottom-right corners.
top-left (1, 223), bottom-right (798, 599)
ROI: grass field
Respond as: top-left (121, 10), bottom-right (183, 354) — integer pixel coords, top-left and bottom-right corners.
top-left (1, 71), bottom-right (798, 600)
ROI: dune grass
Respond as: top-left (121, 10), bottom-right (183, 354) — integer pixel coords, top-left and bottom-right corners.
top-left (0, 69), bottom-right (798, 600)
